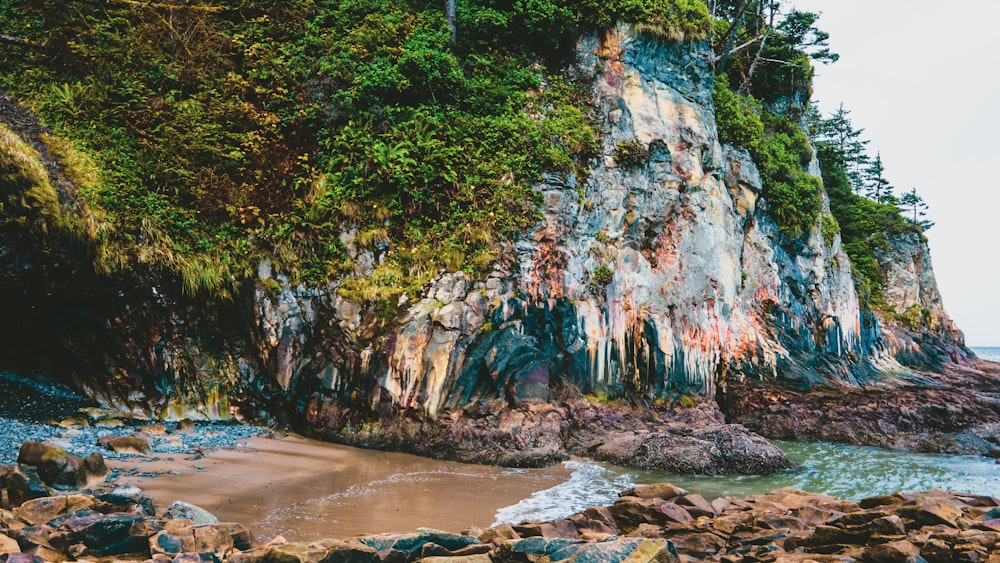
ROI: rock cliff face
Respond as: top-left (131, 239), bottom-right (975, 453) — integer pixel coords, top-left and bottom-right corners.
top-left (256, 26), bottom-right (887, 420)
top-left (0, 28), bottom-right (967, 448)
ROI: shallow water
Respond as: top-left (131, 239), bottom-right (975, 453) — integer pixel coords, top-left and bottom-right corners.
top-left (494, 441), bottom-right (1000, 524)
top-left (122, 435), bottom-right (1000, 542)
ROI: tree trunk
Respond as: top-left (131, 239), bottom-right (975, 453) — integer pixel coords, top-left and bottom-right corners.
top-left (446, 0), bottom-right (456, 44)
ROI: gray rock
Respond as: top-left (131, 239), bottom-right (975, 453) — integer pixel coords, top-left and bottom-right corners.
top-left (163, 501), bottom-right (219, 525)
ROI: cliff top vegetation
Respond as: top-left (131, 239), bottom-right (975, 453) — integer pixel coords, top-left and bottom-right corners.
top-left (0, 0), bottom-right (929, 311)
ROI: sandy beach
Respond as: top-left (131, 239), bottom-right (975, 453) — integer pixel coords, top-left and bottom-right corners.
top-left (108, 433), bottom-right (571, 542)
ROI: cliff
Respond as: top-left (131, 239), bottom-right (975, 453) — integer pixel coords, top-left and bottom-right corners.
top-left (0, 26), bottom-right (975, 468)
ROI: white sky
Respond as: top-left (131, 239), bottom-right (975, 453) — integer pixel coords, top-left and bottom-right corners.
top-left (792, 0), bottom-right (1000, 346)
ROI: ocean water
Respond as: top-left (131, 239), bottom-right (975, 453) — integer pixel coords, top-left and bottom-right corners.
top-left (971, 346), bottom-right (1000, 362)
top-left (494, 441), bottom-right (1000, 525)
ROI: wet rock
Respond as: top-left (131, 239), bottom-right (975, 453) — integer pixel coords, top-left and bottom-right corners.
top-left (15, 442), bottom-right (94, 489)
top-left (47, 512), bottom-right (150, 557)
top-left (0, 533), bottom-right (18, 554)
top-left (163, 502), bottom-right (219, 525)
top-left (227, 538), bottom-right (378, 563)
top-left (621, 483), bottom-right (688, 501)
top-left (0, 554), bottom-right (47, 563)
top-left (13, 496), bottom-right (95, 526)
top-left (97, 435), bottom-right (152, 454)
top-left (149, 523), bottom-right (238, 559)
top-left (0, 465), bottom-right (49, 508)
top-left (864, 539), bottom-right (924, 562)
top-left (358, 528), bottom-right (479, 556)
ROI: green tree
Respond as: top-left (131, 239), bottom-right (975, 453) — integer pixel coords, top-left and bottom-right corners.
top-left (864, 152), bottom-right (892, 202)
top-left (899, 188), bottom-right (933, 231)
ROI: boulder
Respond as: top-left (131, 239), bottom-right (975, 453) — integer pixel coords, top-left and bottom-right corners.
top-left (0, 533), bottom-right (18, 554)
top-left (15, 443), bottom-right (94, 489)
top-left (176, 419), bottom-right (196, 433)
top-left (13, 496), bottom-right (95, 526)
top-left (47, 512), bottom-right (150, 557)
top-left (149, 524), bottom-right (234, 559)
top-left (621, 483), bottom-right (688, 501)
top-left (227, 538), bottom-right (378, 563)
top-left (0, 465), bottom-right (49, 508)
top-left (163, 501), bottom-right (219, 525)
top-left (97, 435), bottom-right (151, 454)
top-left (0, 554), bottom-right (47, 562)
top-left (865, 539), bottom-right (922, 562)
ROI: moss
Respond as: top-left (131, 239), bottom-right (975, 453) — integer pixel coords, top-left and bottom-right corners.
top-left (592, 264), bottom-right (614, 286)
top-left (821, 215), bottom-right (840, 246)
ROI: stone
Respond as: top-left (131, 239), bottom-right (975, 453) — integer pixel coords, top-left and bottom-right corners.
top-left (14, 496), bottom-right (95, 526)
top-left (176, 419), bottom-right (196, 433)
top-left (0, 534), bottom-right (18, 555)
top-left (896, 494), bottom-right (964, 528)
top-left (865, 539), bottom-right (922, 562)
top-left (227, 538), bottom-right (378, 563)
top-left (0, 465), bottom-right (49, 507)
top-left (149, 524), bottom-right (235, 559)
top-left (163, 501), bottom-right (219, 525)
top-left (359, 528), bottom-right (479, 555)
top-left (94, 491), bottom-right (156, 517)
top-left (675, 494), bottom-right (717, 518)
top-left (48, 512), bottom-right (149, 557)
top-left (0, 554), bottom-right (46, 563)
top-left (16, 443), bottom-right (88, 489)
top-left (82, 453), bottom-right (108, 481)
top-left (97, 435), bottom-right (152, 454)
top-left (621, 483), bottom-right (688, 501)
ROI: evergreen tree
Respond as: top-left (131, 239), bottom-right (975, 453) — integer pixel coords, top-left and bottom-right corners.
top-left (813, 103), bottom-right (869, 194)
top-left (864, 152), bottom-right (892, 202)
top-left (899, 188), bottom-right (933, 230)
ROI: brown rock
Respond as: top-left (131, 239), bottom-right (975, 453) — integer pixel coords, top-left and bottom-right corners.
top-left (150, 524), bottom-right (235, 559)
top-left (97, 435), bottom-right (151, 455)
top-left (47, 512), bottom-right (150, 557)
top-left (860, 494), bottom-right (906, 509)
top-left (477, 524), bottom-right (519, 544)
top-left (621, 483), bottom-right (689, 501)
top-left (16, 444), bottom-right (87, 490)
top-left (82, 453), bottom-right (108, 482)
top-left (0, 465), bottom-right (49, 508)
top-left (865, 539), bottom-right (921, 562)
top-left (675, 494), bottom-right (716, 518)
top-left (175, 419), bottom-right (196, 433)
top-left (896, 494), bottom-right (964, 528)
top-left (140, 424), bottom-right (167, 435)
top-left (227, 538), bottom-right (378, 563)
top-left (663, 531), bottom-right (727, 558)
top-left (868, 514), bottom-right (908, 538)
top-left (789, 505), bottom-right (846, 527)
top-left (0, 533), bottom-right (18, 554)
top-left (14, 496), bottom-right (94, 526)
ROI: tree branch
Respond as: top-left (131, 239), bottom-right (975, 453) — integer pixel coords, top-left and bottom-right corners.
top-left (79, 0), bottom-right (225, 12)
top-left (0, 33), bottom-right (44, 49)
top-left (712, 32), bottom-right (766, 63)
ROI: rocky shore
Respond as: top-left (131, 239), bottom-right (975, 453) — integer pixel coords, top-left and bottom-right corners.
top-left (3, 464), bottom-right (999, 562)
top-left (725, 360), bottom-right (1000, 460)
top-left (304, 396), bottom-right (792, 475)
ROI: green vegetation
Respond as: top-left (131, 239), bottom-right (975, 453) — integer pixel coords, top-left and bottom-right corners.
top-left (713, 75), bottom-right (821, 237)
top-left (614, 139), bottom-right (650, 168)
top-left (0, 0), bottom-right (931, 322)
top-left (592, 264), bottom-right (614, 286)
top-left (810, 105), bottom-right (930, 305)
top-left (0, 0), bottom-right (693, 301)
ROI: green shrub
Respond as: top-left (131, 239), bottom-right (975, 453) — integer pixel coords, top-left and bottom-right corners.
top-left (593, 264), bottom-right (614, 286)
top-left (713, 77), bottom-right (821, 238)
top-left (614, 139), bottom-right (650, 168)
top-left (821, 215), bottom-right (840, 246)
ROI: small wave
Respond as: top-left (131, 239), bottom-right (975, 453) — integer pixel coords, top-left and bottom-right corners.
top-left (492, 460), bottom-right (636, 525)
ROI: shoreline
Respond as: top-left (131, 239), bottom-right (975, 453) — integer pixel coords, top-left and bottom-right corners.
top-left (107, 433), bottom-right (572, 542)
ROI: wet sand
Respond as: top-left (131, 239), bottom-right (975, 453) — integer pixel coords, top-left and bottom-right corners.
top-left (109, 434), bottom-right (570, 542)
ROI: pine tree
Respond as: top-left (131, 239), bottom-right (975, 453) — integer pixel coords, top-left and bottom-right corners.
top-left (814, 103), bottom-right (869, 194)
top-left (899, 188), bottom-right (934, 231)
top-left (864, 152), bottom-right (892, 202)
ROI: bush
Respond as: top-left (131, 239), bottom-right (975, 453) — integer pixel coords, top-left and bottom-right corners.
top-left (821, 215), bottom-right (840, 246)
top-left (593, 264), bottom-right (614, 286)
top-left (713, 77), bottom-right (821, 238)
top-left (614, 139), bottom-right (650, 168)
